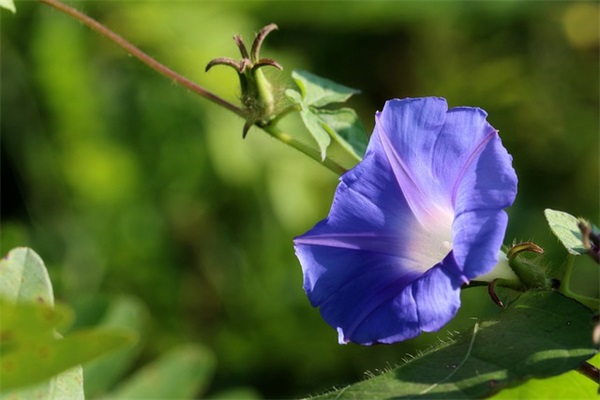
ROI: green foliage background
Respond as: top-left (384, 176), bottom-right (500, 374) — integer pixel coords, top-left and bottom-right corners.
top-left (1, 1), bottom-right (598, 398)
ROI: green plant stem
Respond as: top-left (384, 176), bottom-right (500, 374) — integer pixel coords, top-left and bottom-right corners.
top-left (559, 256), bottom-right (599, 311)
top-left (37, 0), bottom-right (347, 175)
top-left (262, 125), bottom-right (347, 175)
top-left (37, 0), bottom-right (245, 118)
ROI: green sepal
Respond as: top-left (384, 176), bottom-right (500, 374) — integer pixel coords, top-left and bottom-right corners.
top-left (241, 67), bottom-right (276, 130)
top-left (507, 243), bottom-right (552, 289)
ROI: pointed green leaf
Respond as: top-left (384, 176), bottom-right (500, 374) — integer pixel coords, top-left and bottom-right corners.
top-left (0, 248), bottom-right (71, 349)
top-left (83, 296), bottom-right (149, 397)
top-left (0, 367), bottom-right (84, 400)
top-left (0, 247), bottom-right (54, 305)
top-left (108, 344), bottom-right (216, 399)
top-left (286, 89), bottom-right (331, 160)
top-left (0, 248), bottom-right (136, 394)
top-left (0, 0), bottom-right (16, 14)
top-left (286, 72), bottom-right (366, 162)
top-left (314, 108), bottom-right (368, 160)
top-left (286, 90), bottom-right (368, 161)
top-left (544, 209), bottom-right (590, 255)
top-left (0, 299), bottom-right (73, 344)
top-left (0, 329), bottom-right (136, 391)
top-left (312, 290), bottom-right (595, 399)
top-left (291, 70), bottom-right (360, 108)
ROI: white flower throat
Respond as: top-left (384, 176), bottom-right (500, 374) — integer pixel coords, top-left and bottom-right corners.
top-left (406, 204), bottom-right (454, 273)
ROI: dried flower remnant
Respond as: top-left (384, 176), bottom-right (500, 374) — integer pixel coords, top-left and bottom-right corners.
top-left (206, 24), bottom-right (282, 137)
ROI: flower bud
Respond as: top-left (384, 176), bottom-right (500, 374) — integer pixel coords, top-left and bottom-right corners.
top-left (506, 242), bottom-right (552, 289)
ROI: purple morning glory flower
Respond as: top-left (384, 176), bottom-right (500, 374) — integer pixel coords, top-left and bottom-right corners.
top-left (294, 97), bottom-right (518, 345)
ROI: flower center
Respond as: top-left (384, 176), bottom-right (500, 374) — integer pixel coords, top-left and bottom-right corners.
top-left (406, 204), bottom-right (454, 272)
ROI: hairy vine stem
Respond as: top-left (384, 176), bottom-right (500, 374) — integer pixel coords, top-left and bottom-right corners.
top-left (38, 0), bottom-right (245, 117)
top-left (36, 0), bottom-right (348, 175)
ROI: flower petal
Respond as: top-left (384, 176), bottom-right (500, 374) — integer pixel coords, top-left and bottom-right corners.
top-left (294, 97), bottom-right (518, 345)
top-left (370, 98), bottom-right (452, 224)
top-left (295, 244), bottom-right (422, 344)
top-left (453, 130), bottom-right (518, 214)
top-left (452, 209), bottom-right (509, 279)
top-left (294, 153), bottom-right (423, 307)
top-left (429, 107), bottom-right (499, 201)
top-left (294, 135), bottom-right (455, 344)
top-left (328, 151), bottom-right (409, 235)
top-left (339, 285), bottom-right (421, 345)
top-left (412, 255), bottom-right (463, 332)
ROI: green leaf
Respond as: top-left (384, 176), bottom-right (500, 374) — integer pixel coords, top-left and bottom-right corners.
top-left (286, 89), bottom-right (331, 160)
top-left (544, 209), bottom-right (588, 255)
top-left (286, 70), bottom-right (366, 163)
top-left (286, 90), bottom-right (368, 161)
top-left (0, 367), bottom-right (84, 400)
top-left (211, 387), bottom-right (262, 399)
top-left (0, 329), bottom-right (136, 391)
top-left (312, 290), bottom-right (595, 399)
top-left (0, 247), bottom-right (54, 305)
top-left (83, 296), bottom-right (149, 397)
top-left (314, 108), bottom-right (368, 160)
top-left (108, 344), bottom-right (216, 399)
top-left (0, 299), bottom-right (73, 345)
top-left (291, 70), bottom-right (360, 108)
top-left (0, 0), bottom-right (16, 14)
top-left (0, 248), bottom-right (137, 394)
top-left (491, 353), bottom-right (600, 399)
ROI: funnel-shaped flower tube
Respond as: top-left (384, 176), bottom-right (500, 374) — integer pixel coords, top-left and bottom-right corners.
top-left (294, 97), bottom-right (518, 345)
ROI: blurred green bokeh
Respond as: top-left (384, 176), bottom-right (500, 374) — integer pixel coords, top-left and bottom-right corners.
top-left (1, 1), bottom-right (598, 398)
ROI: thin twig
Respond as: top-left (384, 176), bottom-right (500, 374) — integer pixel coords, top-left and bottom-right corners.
top-left (37, 0), bottom-right (245, 118)
top-left (37, 0), bottom-right (347, 175)
top-left (576, 361), bottom-right (600, 384)
top-left (262, 125), bottom-right (347, 175)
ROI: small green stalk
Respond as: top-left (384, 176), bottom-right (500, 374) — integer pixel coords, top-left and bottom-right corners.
top-left (558, 255), bottom-right (599, 311)
top-left (262, 125), bottom-right (347, 175)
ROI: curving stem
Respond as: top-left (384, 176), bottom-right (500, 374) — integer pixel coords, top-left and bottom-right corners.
top-left (37, 0), bottom-right (245, 118)
top-left (36, 0), bottom-right (347, 175)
